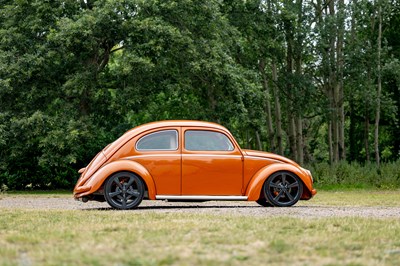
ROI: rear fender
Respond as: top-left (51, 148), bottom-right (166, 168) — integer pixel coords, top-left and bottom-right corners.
top-left (78, 160), bottom-right (157, 199)
top-left (245, 164), bottom-right (313, 201)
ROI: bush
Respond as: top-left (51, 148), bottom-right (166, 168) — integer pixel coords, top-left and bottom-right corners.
top-left (308, 160), bottom-right (400, 189)
top-left (0, 112), bottom-right (117, 190)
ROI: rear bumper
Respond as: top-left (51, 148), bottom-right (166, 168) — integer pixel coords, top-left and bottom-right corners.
top-left (73, 185), bottom-right (92, 198)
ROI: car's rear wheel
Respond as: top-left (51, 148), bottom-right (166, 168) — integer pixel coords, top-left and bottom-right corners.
top-left (104, 172), bottom-right (144, 210)
top-left (263, 171), bottom-right (303, 207)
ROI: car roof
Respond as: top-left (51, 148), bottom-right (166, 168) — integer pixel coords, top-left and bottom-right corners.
top-left (129, 120), bottom-right (227, 132)
top-left (103, 120), bottom-right (231, 156)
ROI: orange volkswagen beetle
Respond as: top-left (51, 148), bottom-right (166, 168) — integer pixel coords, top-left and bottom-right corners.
top-left (74, 120), bottom-right (316, 209)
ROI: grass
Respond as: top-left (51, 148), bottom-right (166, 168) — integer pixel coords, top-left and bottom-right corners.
top-left (0, 209), bottom-right (399, 266)
top-left (0, 190), bottom-right (400, 265)
top-left (301, 189), bottom-right (400, 207)
top-left (6, 190), bottom-right (71, 195)
top-left (5, 188), bottom-right (400, 207)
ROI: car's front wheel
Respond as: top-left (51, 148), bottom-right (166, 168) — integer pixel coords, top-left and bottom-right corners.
top-left (104, 172), bottom-right (144, 210)
top-left (263, 171), bottom-right (303, 207)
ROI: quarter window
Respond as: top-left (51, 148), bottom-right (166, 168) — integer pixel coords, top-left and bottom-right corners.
top-left (185, 130), bottom-right (234, 151)
top-left (136, 130), bottom-right (178, 151)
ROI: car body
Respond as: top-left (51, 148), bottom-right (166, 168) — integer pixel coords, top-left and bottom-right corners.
top-left (73, 120), bottom-right (317, 209)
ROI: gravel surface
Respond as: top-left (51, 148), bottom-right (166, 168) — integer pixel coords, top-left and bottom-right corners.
top-left (1, 196), bottom-right (400, 218)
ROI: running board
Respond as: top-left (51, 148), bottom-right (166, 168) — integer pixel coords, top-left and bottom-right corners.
top-left (155, 195), bottom-right (248, 201)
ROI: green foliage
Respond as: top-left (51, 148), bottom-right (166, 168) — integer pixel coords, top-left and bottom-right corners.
top-left (0, 0), bottom-right (399, 189)
top-left (0, 111), bottom-right (113, 189)
top-left (309, 160), bottom-right (400, 189)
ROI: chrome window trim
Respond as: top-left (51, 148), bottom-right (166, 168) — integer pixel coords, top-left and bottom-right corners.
top-left (136, 130), bottom-right (178, 151)
top-left (182, 154), bottom-right (242, 158)
top-left (124, 154), bottom-right (242, 160)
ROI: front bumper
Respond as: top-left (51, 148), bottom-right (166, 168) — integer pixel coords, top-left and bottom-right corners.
top-left (311, 188), bottom-right (317, 196)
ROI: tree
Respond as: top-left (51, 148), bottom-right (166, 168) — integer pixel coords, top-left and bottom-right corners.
top-left (1, 0), bottom-right (400, 189)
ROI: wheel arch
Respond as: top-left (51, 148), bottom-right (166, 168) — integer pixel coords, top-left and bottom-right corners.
top-left (80, 160), bottom-right (157, 200)
top-left (245, 164), bottom-right (313, 201)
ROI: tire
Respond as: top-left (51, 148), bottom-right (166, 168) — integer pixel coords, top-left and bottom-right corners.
top-left (104, 172), bottom-right (145, 210)
top-left (263, 171), bottom-right (303, 207)
top-left (256, 198), bottom-right (274, 207)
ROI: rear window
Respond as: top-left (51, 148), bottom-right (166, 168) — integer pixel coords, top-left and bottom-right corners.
top-left (136, 130), bottom-right (178, 151)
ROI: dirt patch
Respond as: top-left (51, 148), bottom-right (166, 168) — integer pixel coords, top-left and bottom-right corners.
top-left (1, 195), bottom-right (400, 218)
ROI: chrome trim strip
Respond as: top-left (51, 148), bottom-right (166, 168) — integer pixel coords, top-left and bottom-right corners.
top-left (182, 154), bottom-right (242, 158)
top-left (244, 156), bottom-right (282, 163)
top-left (155, 195), bottom-right (248, 201)
top-left (124, 154), bottom-right (242, 160)
top-left (124, 154), bottom-right (181, 160)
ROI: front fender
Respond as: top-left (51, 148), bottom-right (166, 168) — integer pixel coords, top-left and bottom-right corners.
top-left (245, 163), bottom-right (313, 201)
top-left (74, 160), bottom-right (157, 200)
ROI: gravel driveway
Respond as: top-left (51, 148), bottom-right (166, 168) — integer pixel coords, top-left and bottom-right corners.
top-left (1, 195), bottom-right (400, 218)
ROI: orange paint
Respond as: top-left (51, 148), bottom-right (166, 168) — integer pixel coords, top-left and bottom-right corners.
top-left (73, 120), bottom-right (316, 209)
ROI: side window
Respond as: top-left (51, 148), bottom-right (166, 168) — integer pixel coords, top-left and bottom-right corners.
top-left (136, 130), bottom-right (178, 151)
top-left (185, 130), bottom-right (234, 151)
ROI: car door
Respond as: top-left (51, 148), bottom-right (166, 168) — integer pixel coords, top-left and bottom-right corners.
top-left (181, 128), bottom-right (243, 195)
top-left (132, 128), bottom-right (181, 195)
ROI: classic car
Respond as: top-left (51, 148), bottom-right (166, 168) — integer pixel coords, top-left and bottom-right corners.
top-left (73, 120), bottom-right (316, 209)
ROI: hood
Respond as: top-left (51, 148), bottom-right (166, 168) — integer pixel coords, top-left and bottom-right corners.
top-left (243, 149), bottom-right (300, 167)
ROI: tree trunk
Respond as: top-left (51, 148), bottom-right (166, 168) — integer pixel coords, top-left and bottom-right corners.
top-left (271, 62), bottom-right (283, 155)
top-left (349, 100), bottom-right (357, 162)
top-left (259, 59), bottom-right (275, 152)
top-left (374, 2), bottom-right (382, 168)
top-left (328, 121), bottom-right (333, 165)
top-left (294, 0), bottom-right (304, 164)
top-left (284, 11), bottom-right (295, 160)
top-left (349, 0), bottom-right (357, 162)
top-left (288, 112), bottom-right (297, 161)
top-left (315, 0), bottom-right (335, 164)
top-left (329, 84), bottom-right (339, 163)
top-left (246, 129), bottom-right (250, 149)
top-left (296, 114), bottom-right (304, 165)
top-left (337, 0), bottom-right (345, 160)
top-left (365, 108), bottom-right (370, 162)
top-left (329, 0), bottom-right (339, 163)
top-left (255, 131), bottom-right (262, 151)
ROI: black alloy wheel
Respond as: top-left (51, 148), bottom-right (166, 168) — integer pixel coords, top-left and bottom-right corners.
top-left (263, 171), bottom-right (303, 207)
top-left (104, 172), bottom-right (144, 210)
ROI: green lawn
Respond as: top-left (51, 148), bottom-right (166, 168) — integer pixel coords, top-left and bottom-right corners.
top-left (0, 190), bottom-right (400, 265)
top-left (0, 210), bottom-right (399, 265)
top-left (301, 189), bottom-right (400, 207)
